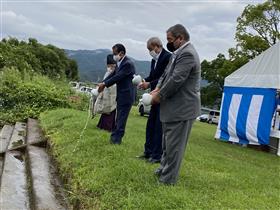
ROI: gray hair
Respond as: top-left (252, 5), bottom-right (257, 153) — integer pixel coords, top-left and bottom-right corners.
top-left (147, 37), bottom-right (163, 48)
top-left (167, 24), bottom-right (190, 41)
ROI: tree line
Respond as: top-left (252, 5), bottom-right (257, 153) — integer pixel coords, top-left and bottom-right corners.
top-left (0, 37), bottom-right (79, 81)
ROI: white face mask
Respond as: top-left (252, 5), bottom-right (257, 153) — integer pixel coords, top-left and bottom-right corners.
top-left (107, 67), bottom-right (114, 72)
top-left (113, 54), bottom-right (121, 62)
top-left (149, 50), bottom-right (158, 60)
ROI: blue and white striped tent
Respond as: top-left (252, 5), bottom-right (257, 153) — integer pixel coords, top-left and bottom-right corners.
top-left (215, 42), bottom-right (280, 145)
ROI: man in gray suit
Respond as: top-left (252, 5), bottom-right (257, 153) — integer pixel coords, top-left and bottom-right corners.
top-left (151, 24), bottom-right (201, 185)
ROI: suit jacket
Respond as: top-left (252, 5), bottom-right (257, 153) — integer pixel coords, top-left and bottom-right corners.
top-left (157, 43), bottom-right (201, 122)
top-left (103, 56), bottom-right (136, 106)
top-left (145, 48), bottom-right (171, 91)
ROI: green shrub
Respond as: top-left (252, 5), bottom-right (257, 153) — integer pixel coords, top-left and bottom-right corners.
top-left (68, 94), bottom-right (90, 111)
top-left (0, 67), bottom-right (89, 126)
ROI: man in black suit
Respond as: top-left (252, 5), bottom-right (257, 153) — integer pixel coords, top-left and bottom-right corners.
top-left (137, 37), bottom-right (171, 163)
top-left (98, 44), bottom-right (136, 144)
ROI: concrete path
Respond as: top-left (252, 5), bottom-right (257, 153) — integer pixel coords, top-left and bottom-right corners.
top-left (0, 119), bottom-right (69, 210)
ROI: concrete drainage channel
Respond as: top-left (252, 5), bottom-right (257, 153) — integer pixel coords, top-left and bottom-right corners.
top-left (0, 119), bottom-right (69, 210)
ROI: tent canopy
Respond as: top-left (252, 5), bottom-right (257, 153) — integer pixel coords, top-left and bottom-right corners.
top-left (217, 42), bottom-right (279, 146)
top-left (225, 42), bottom-right (280, 89)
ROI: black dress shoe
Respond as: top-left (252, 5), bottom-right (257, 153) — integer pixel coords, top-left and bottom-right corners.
top-left (148, 158), bottom-right (161, 164)
top-left (109, 138), bottom-right (121, 145)
top-left (154, 168), bottom-right (162, 177)
top-left (136, 154), bottom-right (150, 159)
top-left (112, 141), bottom-right (121, 145)
top-left (157, 180), bottom-right (175, 186)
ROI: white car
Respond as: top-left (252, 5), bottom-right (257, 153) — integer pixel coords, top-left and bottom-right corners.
top-left (196, 114), bottom-right (209, 122)
top-left (69, 81), bottom-right (86, 90)
top-left (77, 86), bottom-right (93, 95)
top-left (208, 110), bottom-right (220, 124)
top-left (138, 98), bottom-right (151, 116)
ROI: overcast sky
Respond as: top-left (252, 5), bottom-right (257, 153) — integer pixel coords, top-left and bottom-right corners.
top-left (2, 0), bottom-right (265, 61)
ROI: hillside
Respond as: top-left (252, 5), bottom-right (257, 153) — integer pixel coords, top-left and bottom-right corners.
top-left (65, 49), bottom-right (150, 82)
top-left (65, 49), bottom-right (208, 87)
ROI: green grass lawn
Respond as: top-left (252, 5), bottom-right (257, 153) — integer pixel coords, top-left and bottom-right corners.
top-left (40, 107), bottom-right (280, 210)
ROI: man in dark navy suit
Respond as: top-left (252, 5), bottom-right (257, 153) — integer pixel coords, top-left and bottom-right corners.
top-left (98, 44), bottom-right (136, 144)
top-left (137, 37), bottom-right (171, 163)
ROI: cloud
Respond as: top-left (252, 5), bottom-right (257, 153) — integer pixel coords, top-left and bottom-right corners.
top-left (2, 0), bottom-right (266, 60)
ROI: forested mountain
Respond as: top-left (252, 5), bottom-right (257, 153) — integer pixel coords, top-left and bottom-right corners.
top-left (65, 49), bottom-right (150, 82)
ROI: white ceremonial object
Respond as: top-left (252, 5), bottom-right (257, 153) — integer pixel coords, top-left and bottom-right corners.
top-left (91, 88), bottom-right (99, 96)
top-left (142, 93), bottom-right (152, 105)
top-left (132, 74), bottom-right (142, 85)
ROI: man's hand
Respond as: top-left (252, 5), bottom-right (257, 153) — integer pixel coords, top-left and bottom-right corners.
top-left (151, 92), bottom-right (160, 105)
top-left (97, 83), bottom-right (106, 93)
top-left (150, 87), bottom-right (160, 96)
top-left (138, 81), bottom-right (150, 90)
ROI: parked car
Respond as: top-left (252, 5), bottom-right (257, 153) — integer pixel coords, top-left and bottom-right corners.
top-left (69, 81), bottom-right (86, 90)
top-left (138, 98), bottom-right (151, 116)
top-left (69, 81), bottom-right (79, 89)
top-left (208, 110), bottom-right (220, 124)
top-left (196, 114), bottom-right (209, 122)
top-left (77, 86), bottom-right (93, 95)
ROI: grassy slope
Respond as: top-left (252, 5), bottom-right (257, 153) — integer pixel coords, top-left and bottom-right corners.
top-left (40, 107), bottom-right (280, 210)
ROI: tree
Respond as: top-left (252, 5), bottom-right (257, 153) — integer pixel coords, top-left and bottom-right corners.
top-left (201, 54), bottom-right (230, 107)
top-left (67, 59), bottom-right (79, 81)
top-left (0, 37), bottom-right (80, 81)
top-left (236, 0), bottom-right (280, 58)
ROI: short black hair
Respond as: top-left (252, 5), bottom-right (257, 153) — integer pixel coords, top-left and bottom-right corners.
top-left (112, 43), bottom-right (126, 55)
top-left (107, 54), bottom-right (116, 64)
top-left (167, 24), bottom-right (190, 41)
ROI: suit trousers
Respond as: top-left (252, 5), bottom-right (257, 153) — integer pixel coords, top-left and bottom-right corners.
top-left (111, 103), bottom-right (132, 144)
top-left (144, 104), bottom-right (162, 160)
top-left (159, 119), bottom-right (194, 184)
